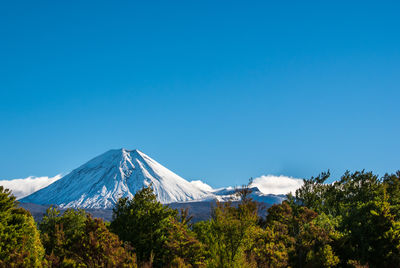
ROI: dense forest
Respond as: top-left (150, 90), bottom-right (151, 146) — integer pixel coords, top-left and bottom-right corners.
top-left (1, 170), bottom-right (400, 267)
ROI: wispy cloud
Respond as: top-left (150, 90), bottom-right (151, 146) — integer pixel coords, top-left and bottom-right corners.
top-left (251, 175), bottom-right (304, 195)
top-left (0, 175), bottom-right (62, 199)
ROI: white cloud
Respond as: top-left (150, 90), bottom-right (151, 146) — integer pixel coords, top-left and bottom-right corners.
top-left (250, 175), bottom-right (304, 195)
top-left (0, 175), bottom-right (62, 199)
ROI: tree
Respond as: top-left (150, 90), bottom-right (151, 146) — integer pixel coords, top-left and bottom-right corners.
top-left (192, 220), bottom-right (216, 265)
top-left (0, 186), bottom-right (45, 267)
top-left (383, 171), bottom-right (400, 219)
top-left (295, 171), bottom-right (332, 214)
top-left (245, 225), bottom-right (289, 268)
top-left (110, 186), bottom-right (177, 267)
top-left (164, 218), bottom-right (206, 267)
top-left (340, 189), bottom-right (400, 267)
top-left (295, 170), bottom-right (400, 267)
top-left (39, 207), bottom-right (136, 267)
top-left (75, 216), bottom-right (136, 267)
top-left (194, 186), bottom-right (259, 267)
top-left (266, 201), bottom-right (340, 267)
top-left (39, 206), bottom-right (87, 262)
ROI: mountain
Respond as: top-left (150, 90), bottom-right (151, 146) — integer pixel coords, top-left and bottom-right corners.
top-left (21, 149), bottom-right (213, 209)
top-left (211, 186), bottom-right (286, 204)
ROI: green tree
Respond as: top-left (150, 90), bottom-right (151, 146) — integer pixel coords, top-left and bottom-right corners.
top-left (76, 216), bottom-right (136, 267)
top-left (296, 170), bottom-right (400, 267)
top-left (110, 186), bottom-right (177, 267)
top-left (383, 171), bottom-right (400, 218)
top-left (192, 221), bottom-right (216, 265)
top-left (39, 207), bottom-right (87, 262)
top-left (194, 187), bottom-right (259, 267)
top-left (266, 201), bottom-right (340, 267)
top-left (245, 225), bottom-right (289, 268)
top-left (39, 207), bottom-right (136, 267)
top-left (340, 189), bottom-right (400, 267)
top-left (164, 218), bottom-right (206, 267)
top-left (0, 186), bottom-right (44, 267)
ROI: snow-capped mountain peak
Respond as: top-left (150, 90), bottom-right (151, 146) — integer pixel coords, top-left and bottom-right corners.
top-left (21, 149), bottom-right (213, 209)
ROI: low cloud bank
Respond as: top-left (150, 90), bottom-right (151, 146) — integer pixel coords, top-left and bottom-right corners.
top-left (0, 175), bottom-right (62, 199)
top-left (251, 175), bottom-right (304, 195)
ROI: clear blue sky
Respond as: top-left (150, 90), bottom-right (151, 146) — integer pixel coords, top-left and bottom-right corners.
top-left (1, 1), bottom-right (399, 187)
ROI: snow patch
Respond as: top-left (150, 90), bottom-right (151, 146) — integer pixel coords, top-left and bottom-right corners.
top-left (190, 180), bottom-right (214, 192)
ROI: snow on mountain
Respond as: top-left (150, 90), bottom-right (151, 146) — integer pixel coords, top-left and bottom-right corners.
top-left (209, 186), bottom-right (286, 204)
top-left (0, 175), bottom-right (62, 199)
top-left (21, 149), bottom-right (213, 209)
top-left (190, 180), bottom-right (214, 192)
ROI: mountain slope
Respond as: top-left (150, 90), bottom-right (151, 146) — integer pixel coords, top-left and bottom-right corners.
top-left (21, 149), bottom-right (212, 208)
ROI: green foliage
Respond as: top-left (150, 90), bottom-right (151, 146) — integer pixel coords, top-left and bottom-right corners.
top-left (245, 225), bottom-right (289, 267)
top-left (164, 218), bottom-right (206, 267)
top-left (192, 220), bottom-right (216, 263)
top-left (295, 171), bottom-right (332, 214)
top-left (383, 171), bottom-right (400, 219)
top-left (39, 207), bottom-right (87, 260)
top-left (0, 186), bottom-right (45, 267)
top-left (194, 186), bottom-right (259, 267)
top-left (266, 201), bottom-right (340, 267)
top-left (296, 170), bottom-right (400, 267)
top-left (110, 186), bottom-right (179, 267)
top-left (39, 207), bottom-right (136, 267)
